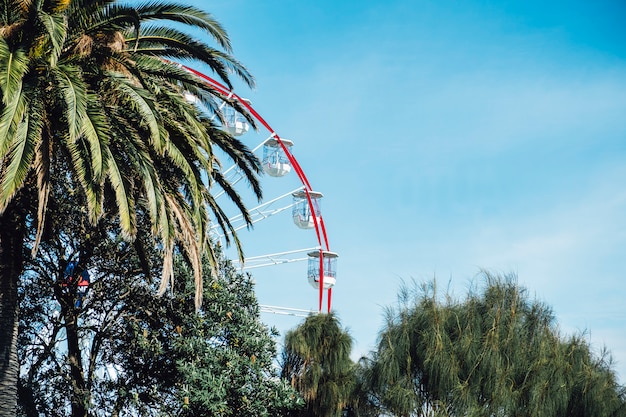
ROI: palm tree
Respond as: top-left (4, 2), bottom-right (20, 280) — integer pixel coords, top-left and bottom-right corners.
top-left (282, 313), bottom-right (355, 417)
top-left (0, 0), bottom-right (261, 414)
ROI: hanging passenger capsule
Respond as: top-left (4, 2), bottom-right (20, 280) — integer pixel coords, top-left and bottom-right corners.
top-left (223, 98), bottom-right (251, 136)
top-left (262, 138), bottom-right (293, 177)
top-left (307, 250), bottom-right (338, 289)
top-left (292, 190), bottom-right (322, 229)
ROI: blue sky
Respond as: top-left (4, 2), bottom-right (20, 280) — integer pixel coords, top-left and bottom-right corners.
top-left (191, 0), bottom-right (626, 382)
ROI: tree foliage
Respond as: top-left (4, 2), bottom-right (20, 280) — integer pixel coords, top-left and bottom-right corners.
top-left (0, 0), bottom-right (261, 308)
top-left (282, 312), bottom-right (355, 417)
top-left (360, 272), bottom-right (626, 417)
top-left (18, 196), bottom-right (300, 416)
top-left (1, 0), bottom-right (261, 412)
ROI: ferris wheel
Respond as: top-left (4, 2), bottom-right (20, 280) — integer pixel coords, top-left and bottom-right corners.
top-left (181, 65), bottom-right (338, 314)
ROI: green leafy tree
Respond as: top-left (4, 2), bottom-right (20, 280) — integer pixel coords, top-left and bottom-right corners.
top-left (17, 174), bottom-right (165, 417)
top-left (344, 358), bottom-right (379, 417)
top-left (18, 189), bottom-right (300, 416)
top-left (166, 258), bottom-right (302, 417)
top-left (0, 0), bottom-right (261, 413)
top-left (361, 272), bottom-right (626, 417)
top-left (281, 313), bottom-right (355, 417)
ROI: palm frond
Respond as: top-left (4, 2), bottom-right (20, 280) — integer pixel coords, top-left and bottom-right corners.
top-left (0, 84), bottom-right (25, 159)
top-left (38, 8), bottom-right (67, 67)
top-left (102, 144), bottom-right (135, 238)
top-left (106, 107), bottom-right (162, 229)
top-left (205, 191), bottom-right (245, 262)
top-left (210, 168), bottom-right (254, 227)
top-left (62, 126), bottom-right (103, 223)
top-left (67, 3), bottom-right (138, 38)
top-left (164, 192), bottom-right (203, 308)
top-left (131, 55), bottom-right (246, 117)
top-left (105, 72), bottom-right (163, 151)
top-left (127, 25), bottom-right (253, 88)
top-left (0, 102), bottom-right (36, 207)
top-left (0, 38), bottom-right (29, 88)
top-left (133, 2), bottom-right (232, 51)
top-left (31, 100), bottom-right (49, 256)
top-left (52, 64), bottom-right (87, 142)
top-left (158, 240), bottom-right (175, 295)
top-left (0, 36), bottom-right (28, 108)
top-left (79, 96), bottom-right (110, 182)
top-left (161, 133), bottom-right (205, 199)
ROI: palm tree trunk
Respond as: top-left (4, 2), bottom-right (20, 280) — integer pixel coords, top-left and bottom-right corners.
top-left (0, 204), bottom-right (25, 417)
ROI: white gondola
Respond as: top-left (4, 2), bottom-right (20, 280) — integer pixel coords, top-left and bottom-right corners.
top-left (223, 98), bottom-right (251, 136)
top-left (292, 190), bottom-right (322, 229)
top-left (307, 251), bottom-right (338, 289)
top-left (263, 138), bottom-right (293, 177)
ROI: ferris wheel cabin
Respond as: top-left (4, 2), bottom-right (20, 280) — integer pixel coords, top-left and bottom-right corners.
top-left (262, 138), bottom-right (293, 177)
top-left (223, 98), bottom-right (251, 136)
top-left (307, 250), bottom-right (338, 289)
top-left (292, 190), bottom-right (323, 229)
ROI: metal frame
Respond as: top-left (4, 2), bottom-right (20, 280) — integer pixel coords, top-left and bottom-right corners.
top-left (181, 64), bottom-right (336, 312)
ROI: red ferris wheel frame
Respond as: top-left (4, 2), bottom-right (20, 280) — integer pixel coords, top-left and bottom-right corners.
top-left (181, 64), bottom-right (334, 313)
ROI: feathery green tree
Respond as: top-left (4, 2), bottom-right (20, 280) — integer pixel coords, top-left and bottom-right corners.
top-left (282, 313), bottom-right (355, 417)
top-left (361, 273), bottom-right (626, 417)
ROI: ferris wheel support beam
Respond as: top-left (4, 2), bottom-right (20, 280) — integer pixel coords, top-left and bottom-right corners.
top-left (233, 247), bottom-right (320, 270)
top-left (180, 64), bottom-right (334, 313)
top-left (259, 305), bottom-right (316, 317)
top-left (319, 249), bottom-right (324, 312)
top-left (212, 186), bottom-right (304, 239)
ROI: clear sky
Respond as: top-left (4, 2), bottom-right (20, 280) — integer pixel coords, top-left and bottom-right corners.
top-left (191, 0), bottom-right (626, 382)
